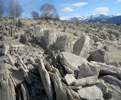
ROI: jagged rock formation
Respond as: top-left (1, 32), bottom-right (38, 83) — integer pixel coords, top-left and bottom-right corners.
top-left (0, 19), bottom-right (121, 100)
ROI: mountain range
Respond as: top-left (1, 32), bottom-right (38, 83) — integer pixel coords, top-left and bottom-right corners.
top-left (69, 15), bottom-right (121, 25)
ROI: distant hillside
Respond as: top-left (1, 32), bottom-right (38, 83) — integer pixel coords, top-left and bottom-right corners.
top-left (106, 15), bottom-right (121, 24)
top-left (87, 15), bottom-right (121, 24)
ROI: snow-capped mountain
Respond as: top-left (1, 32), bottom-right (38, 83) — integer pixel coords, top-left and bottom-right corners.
top-left (69, 14), bottom-right (121, 24)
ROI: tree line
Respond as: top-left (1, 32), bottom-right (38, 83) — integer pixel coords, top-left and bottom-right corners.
top-left (0, 0), bottom-right (59, 19)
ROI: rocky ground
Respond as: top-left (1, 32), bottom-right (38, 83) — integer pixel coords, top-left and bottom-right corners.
top-left (0, 18), bottom-right (121, 100)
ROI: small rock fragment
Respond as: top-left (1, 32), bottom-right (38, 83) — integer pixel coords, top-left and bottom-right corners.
top-left (64, 74), bottom-right (76, 85)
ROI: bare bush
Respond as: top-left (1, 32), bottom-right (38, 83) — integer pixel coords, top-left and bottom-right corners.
top-left (32, 11), bottom-right (39, 19)
top-left (40, 3), bottom-right (59, 20)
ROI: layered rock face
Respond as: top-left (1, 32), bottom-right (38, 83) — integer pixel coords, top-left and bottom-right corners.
top-left (0, 19), bottom-right (121, 100)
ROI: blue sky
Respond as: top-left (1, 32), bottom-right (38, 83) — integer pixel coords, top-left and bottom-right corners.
top-left (9, 0), bottom-right (121, 18)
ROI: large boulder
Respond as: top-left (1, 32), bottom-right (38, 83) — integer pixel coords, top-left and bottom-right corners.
top-left (72, 62), bottom-right (99, 86)
top-left (78, 85), bottom-right (104, 100)
top-left (88, 49), bottom-right (105, 63)
top-left (73, 35), bottom-right (92, 58)
top-left (101, 75), bottom-right (121, 90)
top-left (59, 52), bottom-right (87, 73)
top-left (88, 61), bottom-right (121, 77)
top-left (41, 30), bottom-right (57, 48)
top-left (88, 42), bottom-right (121, 67)
top-left (0, 44), bottom-right (9, 56)
top-left (73, 75), bottom-right (99, 86)
top-left (77, 62), bottom-right (98, 79)
top-left (100, 75), bottom-right (121, 100)
top-left (0, 63), bottom-right (16, 100)
top-left (52, 34), bottom-right (78, 52)
top-left (104, 44), bottom-right (121, 67)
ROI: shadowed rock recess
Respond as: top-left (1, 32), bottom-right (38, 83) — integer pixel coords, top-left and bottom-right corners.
top-left (0, 19), bottom-right (121, 100)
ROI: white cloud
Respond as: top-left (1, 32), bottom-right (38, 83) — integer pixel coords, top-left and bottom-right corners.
top-left (62, 2), bottom-right (88, 13)
top-left (63, 7), bottom-right (73, 13)
top-left (94, 7), bottom-right (110, 15)
top-left (72, 2), bottom-right (88, 8)
top-left (117, 0), bottom-right (121, 2)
